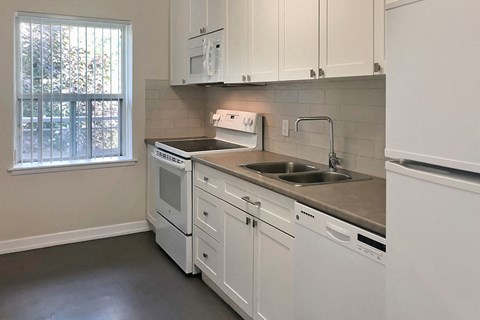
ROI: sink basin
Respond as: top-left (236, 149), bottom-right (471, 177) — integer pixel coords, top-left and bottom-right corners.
top-left (240, 161), bottom-right (372, 186)
top-left (242, 162), bottom-right (318, 174)
top-left (279, 171), bottom-right (352, 185)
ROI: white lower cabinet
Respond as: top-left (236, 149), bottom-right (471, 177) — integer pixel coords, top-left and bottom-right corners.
top-left (193, 172), bottom-right (294, 320)
top-left (223, 204), bottom-right (255, 315)
top-left (221, 200), bottom-right (294, 319)
top-left (253, 220), bottom-right (294, 320)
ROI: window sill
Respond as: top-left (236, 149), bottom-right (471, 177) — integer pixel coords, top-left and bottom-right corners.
top-left (8, 157), bottom-right (138, 176)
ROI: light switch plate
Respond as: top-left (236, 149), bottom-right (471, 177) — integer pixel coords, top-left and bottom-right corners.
top-left (282, 120), bottom-right (289, 137)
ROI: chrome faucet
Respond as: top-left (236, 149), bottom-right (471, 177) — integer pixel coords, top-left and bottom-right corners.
top-left (295, 116), bottom-right (340, 171)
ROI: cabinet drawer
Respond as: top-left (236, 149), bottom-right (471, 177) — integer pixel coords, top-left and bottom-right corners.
top-left (194, 226), bottom-right (222, 285)
top-left (194, 163), bottom-right (296, 236)
top-left (195, 187), bottom-right (224, 242)
top-left (195, 163), bottom-right (223, 196)
top-left (223, 177), bottom-right (295, 236)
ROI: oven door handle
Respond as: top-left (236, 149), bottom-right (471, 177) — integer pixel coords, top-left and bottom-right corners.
top-left (151, 152), bottom-right (186, 171)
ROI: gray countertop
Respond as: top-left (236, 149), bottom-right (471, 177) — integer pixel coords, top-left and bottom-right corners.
top-left (193, 151), bottom-right (386, 237)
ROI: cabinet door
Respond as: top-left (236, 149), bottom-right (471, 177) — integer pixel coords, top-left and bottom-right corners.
top-left (188, 0), bottom-right (207, 38)
top-left (222, 203), bottom-right (254, 316)
top-left (206, 0), bottom-right (226, 34)
top-left (279, 0), bottom-right (319, 81)
top-left (253, 220), bottom-right (295, 320)
top-left (373, 0), bottom-right (385, 74)
top-left (170, 0), bottom-right (189, 85)
top-left (248, 0), bottom-right (279, 82)
top-left (319, 0), bottom-right (374, 77)
top-left (224, 0), bottom-right (249, 83)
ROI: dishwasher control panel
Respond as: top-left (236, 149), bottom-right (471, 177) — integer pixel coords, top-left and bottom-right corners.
top-left (295, 202), bottom-right (386, 265)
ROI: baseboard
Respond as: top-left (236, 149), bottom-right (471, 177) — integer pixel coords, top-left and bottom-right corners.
top-left (0, 220), bottom-right (151, 255)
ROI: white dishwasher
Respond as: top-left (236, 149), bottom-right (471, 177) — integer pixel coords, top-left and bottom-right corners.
top-left (294, 202), bottom-right (386, 320)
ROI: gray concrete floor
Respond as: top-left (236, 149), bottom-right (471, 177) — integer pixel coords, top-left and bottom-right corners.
top-left (0, 231), bottom-right (242, 320)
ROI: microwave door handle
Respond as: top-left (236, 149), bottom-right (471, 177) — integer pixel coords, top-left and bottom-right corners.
top-left (206, 41), bottom-right (214, 77)
top-left (151, 152), bottom-right (186, 171)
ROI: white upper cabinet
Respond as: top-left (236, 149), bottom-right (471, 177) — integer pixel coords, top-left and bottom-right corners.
top-left (279, 0), bottom-right (319, 81)
top-left (188, 0), bottom-right (225, 38)
top-left (224, 0), bottom-right (279, 83)
top-left (319, 0), bottom-right (384, 78)
top-left (176, 0), bottom-right (385, 84)
top-left (248, 0), bottom-right (279, 82)
top-left (170, 0), bottom-right (189, 85)
top-left (224, 0), bottom-right (249, 83)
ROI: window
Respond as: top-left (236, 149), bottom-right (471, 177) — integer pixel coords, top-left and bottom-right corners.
top-left (14, 13), bottom-right (131, 167)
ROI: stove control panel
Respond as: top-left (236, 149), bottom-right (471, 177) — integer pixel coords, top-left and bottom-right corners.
top-left (151, 149), bottom-right (192, 171)
top-left (213, 109), bottom-right (260, 133)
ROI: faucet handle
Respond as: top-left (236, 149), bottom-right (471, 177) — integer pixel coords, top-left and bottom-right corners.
top-left (329, 153), bottom-right (341, 170)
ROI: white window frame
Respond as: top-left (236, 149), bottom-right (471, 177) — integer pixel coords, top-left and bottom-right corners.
top-left (10, 12), bottom-right (135, 175)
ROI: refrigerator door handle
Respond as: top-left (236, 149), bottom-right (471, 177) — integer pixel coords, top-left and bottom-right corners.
top-left (386, 161), bottom-right (480, 194)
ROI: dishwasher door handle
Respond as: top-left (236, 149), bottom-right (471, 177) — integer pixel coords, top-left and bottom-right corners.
top-left (326, 222), bottom-right (351, 244)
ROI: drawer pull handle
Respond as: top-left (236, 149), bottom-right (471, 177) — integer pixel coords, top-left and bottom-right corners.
top-left (253, 220), bottom-right (257, 228)
top-left (202, 253), bottom-right (208, 259)
top-left (203, 177), bottom-right (209, 182)
top-left (246, 217), bottom-right (251, 225)
top-left (241, 196), bottom-right (261, 207)
top-left (203, 211), bottom-right (209, 216)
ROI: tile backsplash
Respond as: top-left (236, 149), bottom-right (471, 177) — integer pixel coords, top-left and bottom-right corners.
top-left (204, 77), bottom-right (386, 178)
top-left (145, 80), bottom-right (206, 139)
top-left (145, 77), bottom-right (386, 178)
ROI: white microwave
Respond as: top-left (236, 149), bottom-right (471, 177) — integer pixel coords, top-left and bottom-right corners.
top-left (187, 30), bottom-right (223, 84)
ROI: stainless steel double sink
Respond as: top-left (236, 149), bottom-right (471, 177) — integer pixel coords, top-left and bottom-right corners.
top-left (239, 161), bottom-right (372, 186)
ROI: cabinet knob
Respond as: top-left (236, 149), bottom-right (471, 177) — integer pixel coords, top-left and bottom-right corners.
top-left (318, 68), bottom-right (325, 77)
top-left (246, 217), bottom-right (251, 225)
top-left (242, 75), bottom-right (246, 82)
top-left (203, 176), bottom-right (209, 182)
top-left (247, 75), bottom-right (252, 82)
top-left (252, 220), bottom-right (257, 228)
top-left (203, 211), bottom-right (209, 216)
top-left (182, 79), bottom-right (186, 84)
top-left (310, 69), bottom-right (316, 78)
top-left (202, 253), bottom-right (208, 259)
top-left (374, 62), bottom-right (381, 73)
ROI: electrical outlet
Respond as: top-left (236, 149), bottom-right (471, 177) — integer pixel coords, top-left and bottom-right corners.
top-left (282, 120), bottom-right (289, 137)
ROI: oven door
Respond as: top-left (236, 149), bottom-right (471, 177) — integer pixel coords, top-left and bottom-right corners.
top-left (151, 150), bottom-right (192, 235)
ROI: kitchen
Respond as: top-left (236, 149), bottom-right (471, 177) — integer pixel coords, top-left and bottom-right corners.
top-left (0, 0), bottom-right (478, 319)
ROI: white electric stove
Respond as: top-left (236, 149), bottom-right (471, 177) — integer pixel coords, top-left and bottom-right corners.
top-left (150, 110), bottom-right (263, 273)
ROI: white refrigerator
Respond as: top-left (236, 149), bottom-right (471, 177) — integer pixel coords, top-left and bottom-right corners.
top-left (385, 0), bottom-right (480, 319)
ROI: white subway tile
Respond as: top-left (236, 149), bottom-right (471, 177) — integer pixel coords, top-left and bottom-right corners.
top-left (296, 144), bottom-right (328, 164)
top-left (325, 89), bottom-right (357, 105)
top-left (309, 104), bottom-right (341, 120)
top-left (374, 140), bottom-right (386, 160)
top-left (298, 89), bottom-right (325, 104)
top-left (356, 156), bottom-right (386, 178)
top-left (145, 89), bottom-right (160, 100)
top-left (275, 90), bottom-right (298, 103)
top-left (309, 133), bottom-right (330, 149)
top-left (357, 88), bottom-right (386, 106)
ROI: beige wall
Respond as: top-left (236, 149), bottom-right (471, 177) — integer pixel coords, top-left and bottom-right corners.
top-left (205, 77), bottom-right (387, 178)
top-left (145, 80), bottom-right (206, 139)
top-left (0, 0), bottom-right (169, 241)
